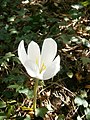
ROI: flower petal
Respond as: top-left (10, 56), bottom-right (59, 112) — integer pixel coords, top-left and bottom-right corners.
top-left (18, 40), bottom-right (39, 78)
top-left (27, 41), bottom-right (40, 66)
top-left (24, 60), bottom-right (39, 78)
top-left (41, 38), bottom-right (57, 67)
top-left (18, 40), bottom-right (28, 65)
top-left (43, 55), bottom-right (60, 80)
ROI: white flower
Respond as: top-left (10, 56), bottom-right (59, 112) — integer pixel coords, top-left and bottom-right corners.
top-left (18, 38), bottom-right (60, 80)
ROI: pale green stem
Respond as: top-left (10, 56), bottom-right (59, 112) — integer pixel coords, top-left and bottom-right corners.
top-left (33, 79), bottom-right (39, 112)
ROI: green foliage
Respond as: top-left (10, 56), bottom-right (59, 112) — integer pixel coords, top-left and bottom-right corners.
top-left (85, 108), bottom-right (90, 120)
top-left (74, 90), bottom-right (90, 120)
top-left (24, 114), bottom-right (31, 120)
top-left (57, 114), bottom-right (65, 120)
top-left (81, 57), bottom-right (90, 65)
top-left (0, 112), bottom-right (7, 120)
top-left (74, 96), bottom-right (88, 107)
top-left (81, 0), bottom-right (90, 6)
top-left (0, 101), bottom-right (6, 108)
top-left (18, 88), bottom-right (34, 99)
top-left (35, 107), bottom-right (48, 118)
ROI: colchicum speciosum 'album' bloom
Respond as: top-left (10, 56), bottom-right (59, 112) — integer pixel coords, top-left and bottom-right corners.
top-left (18, 38), bottom-right (60, 80)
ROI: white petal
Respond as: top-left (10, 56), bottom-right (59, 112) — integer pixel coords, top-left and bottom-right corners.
top-left (24, 60), bottom-right (39, 78)
top-left (41, 38), bottom-right (57, 67)
top-left (18, 40), bottom-right (28, 65)
top-left (43, 55), bottom-right (60, 80)
top-left (18, 41), bottom-right (39, 78)
top-left (27, 41), bottom-right (40, 66)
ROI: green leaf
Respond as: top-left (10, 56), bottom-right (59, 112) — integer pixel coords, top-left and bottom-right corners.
top-left (0, 112), bottom-right (6, 120)
top-left (16, 8), bottom-right (27, 16)
top-left (81, 57), bottom-right (90, 65)
top-left (0, 15), bottom-right (4, 19)
top-left (67, 71), bottom-right (73, 78)
top-left (74, 97), bottom-right (88, 107)
top-left (22, 26), bottom-right (31, 33)
top-left (3, 75), bottom-right (26, 83)
top-left (0, 101), bottom-right (6, 108)
top-left (7, 105), bottom-right (15, 118)
top-left (82, 38), bottom-right (90, 47)
top-left (35, 107), bottom-right (48, 118)
top-left (8, 16), bottom-right (16, 22)
top-left (77, 115), bottom-right (82, 120)
top-left (24, 114), bottom-right (31, 120)
top-left (18, 88), bottom-right (34, 99)
top-left (47, 18), bottom-right (59, 23)
top-left (69, 9), bottom-right (82, 19)
top-left (3, 90), bottom-right (13, 99)
top-left (57, 114), bottom-right (65, 120)
top-left (18, 88), bottom-right (29, 94)
top-left (81, 1), bottom-right (90, 7)
top-left (60, 34), bottom-right (71, 43)
top-left (8, 84), bottom-right (19, 89)
top-left (85, 108), bottom-right (90, 120)
top-left (80, 90), bottom-right (87, 98)
top-left (0, 28), bottom-right (10, 41)
top-left (4, 52), bottom-right (15, 61)
top-left (9, 28), bottom-right (18, 34)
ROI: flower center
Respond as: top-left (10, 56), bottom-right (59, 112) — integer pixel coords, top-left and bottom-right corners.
top-left (36, 58), bottom-right (39, 66)
top-left (40, 63), bottom-right (46, 73)
top-left (36, 58), bottom-right (46, 73)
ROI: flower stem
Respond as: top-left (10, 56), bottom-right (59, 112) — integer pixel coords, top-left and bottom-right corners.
top-left (33, 79), bottom-right (39, 112)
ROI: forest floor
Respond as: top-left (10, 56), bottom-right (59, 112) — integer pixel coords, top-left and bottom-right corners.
top-left (0, 0), bottom-right (90, 120)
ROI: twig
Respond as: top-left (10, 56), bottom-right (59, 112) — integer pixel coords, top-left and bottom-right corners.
top-left (39, 80), bottom-right (75, 97)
